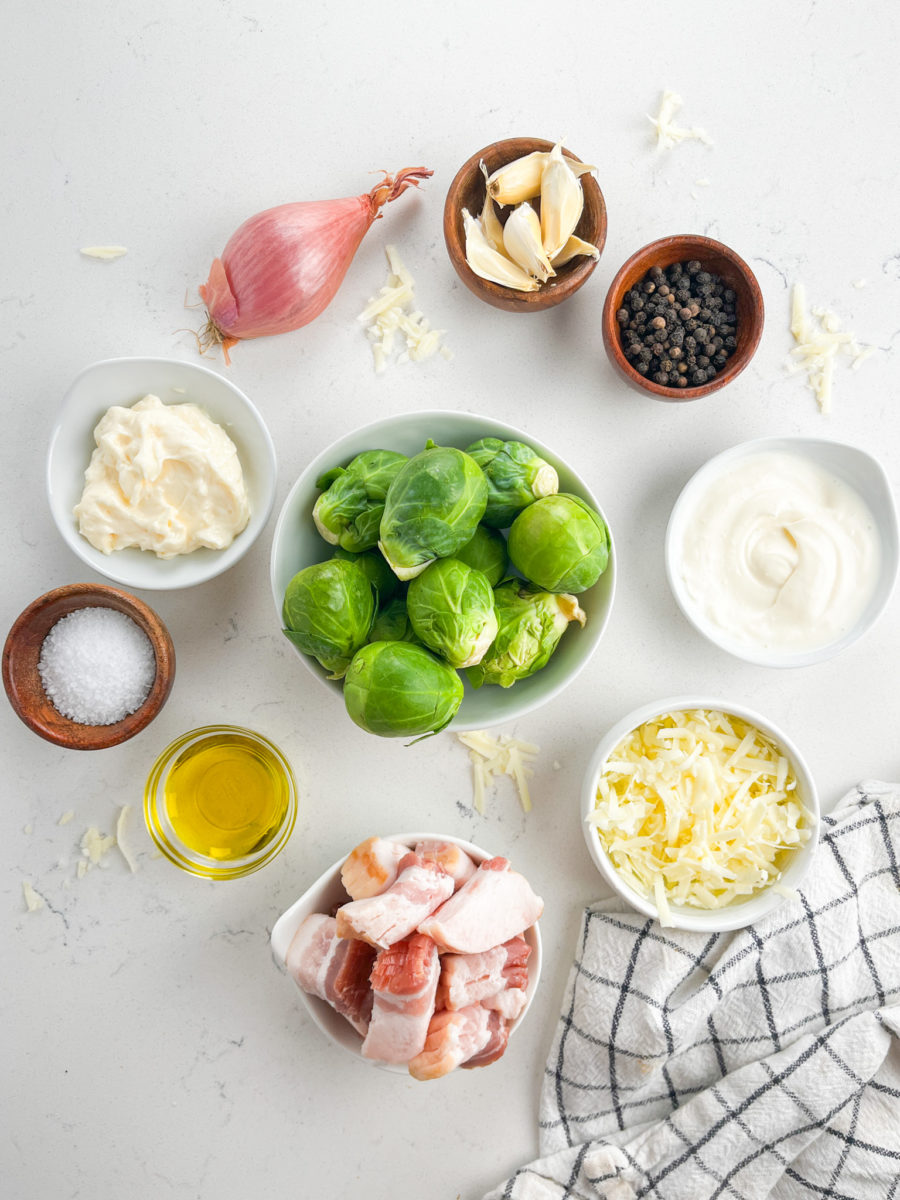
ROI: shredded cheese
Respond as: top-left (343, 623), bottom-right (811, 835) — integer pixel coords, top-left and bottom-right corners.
top-left (359, 245), bottom-right (450, 372)
top-left (587, 709), bottom-right (812, 926)
top-left (647, 90), bottom-right (713, 150)
top-left (787, 283), bottom-right (875, 412)
top-left (116, 805), bottom-right (139, 873)
top-left (22, 881), bottom-right (46, 912)
top-left (456, 730), bottom-right (539, 814)
top-left (58, 810), bottom-right (75, 826)
top-left (77, 826), bottom-right (116, 878)
top-left (80, 245), bottom-right (128, 260)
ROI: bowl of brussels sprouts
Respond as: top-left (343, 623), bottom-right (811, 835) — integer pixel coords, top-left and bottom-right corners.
top-left (270, 411), bottom-right (616, 738)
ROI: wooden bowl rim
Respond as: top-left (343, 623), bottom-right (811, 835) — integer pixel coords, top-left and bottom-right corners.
top-left (601, 234), bottom-right (764, 403)
top-left (2, 582), bottom-right (175, 750)
top-left (444, 136), bottom-right (607, 312)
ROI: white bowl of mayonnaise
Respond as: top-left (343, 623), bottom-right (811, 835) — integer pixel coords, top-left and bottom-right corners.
top-left (47, 357), bottom-right (277, 590)
top-left (665, 437), bottom-right (899, 668)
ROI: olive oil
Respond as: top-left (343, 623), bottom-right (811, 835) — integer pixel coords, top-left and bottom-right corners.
top-left (163, 730), bottom-right (292, 861)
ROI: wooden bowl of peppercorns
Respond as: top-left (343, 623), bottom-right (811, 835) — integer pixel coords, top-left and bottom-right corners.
top-left (601, 235), bottom-right (764, 402)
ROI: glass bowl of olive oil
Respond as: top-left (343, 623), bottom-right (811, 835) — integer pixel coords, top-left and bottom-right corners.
top-left (144, 725), bottom-right (297, 879)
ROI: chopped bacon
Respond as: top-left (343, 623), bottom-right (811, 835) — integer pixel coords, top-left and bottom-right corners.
top-left (285, 914), bottom-right (376, 1035)
top-left (336, 853), bottom-right (455, 949)
top-left (408, 1005), bottom-right (492, 1081)
top-left (340, 836), bottom-right (409, 900)
top-left (362, 934), bottom-right (440, 1063)
top-left (418, 858), bottom-right (543, 954)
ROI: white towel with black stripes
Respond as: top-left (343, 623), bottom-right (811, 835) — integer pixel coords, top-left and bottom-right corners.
top-left (485, 781), bottom-right (900, 1200)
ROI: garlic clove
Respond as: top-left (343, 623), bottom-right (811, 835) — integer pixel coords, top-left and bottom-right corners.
top-left (462, 208), bottom-right (540, 292)
top-left (478, 162), bottom-right (506, 254)
top-left (540, 143), bottom-right (584, 260)
top-left (502, 202), bottom-right (555, 283)
top-left (550, 234), bottom-right (600, 268)
top-left (486, 151), bottom-right (547, 206)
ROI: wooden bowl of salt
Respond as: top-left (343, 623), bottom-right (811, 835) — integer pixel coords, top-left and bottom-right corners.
top-left (2, 583), bottom-right (175, 750)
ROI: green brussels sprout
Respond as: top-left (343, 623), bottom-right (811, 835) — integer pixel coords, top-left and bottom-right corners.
top-left (282, 559), bottom-right (375, 679)
top-left (331, 546), bottom-right (398, 605)
top-left (407, 558), bottom-right (498, 668)
top-left (455, 525), bottom-right (509, 588)
top-left (343, 642), bottom-right (464, 738)
top-left (368, 596), bottom-right (419, 644)
top-left (378, 442), bottom-right (488, 581)
top-left (467, 579), bottom-right (585, 689)
top-left (313, 449), bottom-right (407, 552)
top-left (465, 437), bottom-right (559, 528)
top-left (507, 494), bottom-right (609, 593)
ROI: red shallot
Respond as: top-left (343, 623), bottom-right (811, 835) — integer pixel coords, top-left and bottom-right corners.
top-left (198, 166), bottom-right (433, 363)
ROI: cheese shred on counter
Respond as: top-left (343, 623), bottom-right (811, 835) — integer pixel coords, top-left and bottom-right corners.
top-left (587, 709), bottom-right (812, 925)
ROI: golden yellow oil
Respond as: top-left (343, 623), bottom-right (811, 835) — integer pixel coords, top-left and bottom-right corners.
top-left (164, 732), bottom-right (291, 861)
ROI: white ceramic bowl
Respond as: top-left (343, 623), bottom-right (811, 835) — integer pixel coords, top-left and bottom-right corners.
top-left (665, 436), bottom-right (899, 668)
top-left (270, 409), bottom-right (616, 732)
top-left (580, 695), bottom-right (820, 932)
top-left (47, 357), bottom-right (277, 590)
top-left (270, 832), bottom-right (542, 1072)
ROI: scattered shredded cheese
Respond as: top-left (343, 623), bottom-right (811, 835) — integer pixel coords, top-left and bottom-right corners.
top-left (77, 826), bottom-right (116, 877)
top-left (23, 823), bottom-right (33, 835)
top-left (851, 279), bottom-right (867, 289)
top-left (58, 810), bottom-right (75, 826)
top-left (359, 245), bottom-right (450, 372)
top-left (116, 805), bottom-right (139, 873)
top-left (22, 881), bottom-right (46, 912)
top-left (587, 709), bottom-right (812, 926)
top-left (80, 245), bottom-right (128, 260)
top-left (456, 730), bottom-right (539, 815)
top-left (787, 283), bottom-right (875, 412)
top-left (647, 91), bottom-right (713, 150)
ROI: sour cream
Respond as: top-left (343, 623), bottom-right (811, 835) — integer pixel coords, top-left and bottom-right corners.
top-left (75, 394), bottom-right (250, 558)
top-left (679, 450), bottom-right (880, 653)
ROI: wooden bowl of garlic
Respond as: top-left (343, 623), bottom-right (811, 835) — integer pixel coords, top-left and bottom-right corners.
top-left (443, 137), bottom-right (607, 312)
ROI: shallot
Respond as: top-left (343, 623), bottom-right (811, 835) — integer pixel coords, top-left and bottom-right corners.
top-left (198, 166), bottom-right (432, 363)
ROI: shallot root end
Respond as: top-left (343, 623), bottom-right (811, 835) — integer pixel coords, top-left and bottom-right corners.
top-left (367, 166), bottom-right (434, 216)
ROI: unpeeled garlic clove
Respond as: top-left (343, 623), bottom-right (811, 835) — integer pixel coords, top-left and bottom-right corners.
top-left (550, 234), bottom-right (600, 268)
top-left (502, 202), bottom-right (555, 283)
top-left (462, 208), bottom-right (540, 292)
top-left (486, 150), bottom-right (547, 205)
top-left (478, 162), bottom-right (506, 254)
top-left (540, 143), bottom-right (584, 260)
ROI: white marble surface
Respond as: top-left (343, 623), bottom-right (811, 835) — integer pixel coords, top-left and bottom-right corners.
top-left (3, 3), bottom-right (899, 1197)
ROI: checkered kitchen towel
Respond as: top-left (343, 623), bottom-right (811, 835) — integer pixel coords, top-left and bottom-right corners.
top-left (486, 782), bottom-right (900, 1199)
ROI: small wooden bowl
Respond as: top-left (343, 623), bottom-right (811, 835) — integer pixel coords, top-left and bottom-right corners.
top-left (3, 583), bottom-right (175, 750)
top-left (601, 235), bottom-right (764, 402)
top-left (443, 137), bottom-right (607, 313)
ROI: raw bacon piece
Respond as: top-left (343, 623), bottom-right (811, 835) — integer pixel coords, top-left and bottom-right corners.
top-left (340, 836), bottom-right (408, 900)
top-left (362, 933), bottom-right (440, 1063)
top-left (336, 853), bottom-right (455, 949)
top-left (418, 858), bottom-right (543, 954)
top-left (408, 1005), bottom-right (492, 1081)
top-left (285, 913), bottom-right (376, 1035)
top-left (483, 987), bottom-right (528, 1022)
top-left (436, 935), bottom-right (531, 1011)
top-left (414, 840), bottom-right (477, 891)
top-left (461, 1009), bottom-right (510, 1069)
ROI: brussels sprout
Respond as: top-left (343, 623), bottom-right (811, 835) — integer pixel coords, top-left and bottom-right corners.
top-left (407, 558), bottom-right (498, 668)
top-left (465, 437), bottom-right (559, 528)
top-left (331, 546), bottom-right (398, 605)
top-left (507, 494), bottom-right (609, 593)
top-left (368, 596), bottom-right (419, 644)
top-left (344, 642), bottom-right (464, 738)
top-left (282, 559), bottom-right (375, 679)
top-left (455, 525), bottom-right (509, 588)
top-left (313, 449), bottom-right (407, 552)
top-left (467, 579), bottom-right (586, 689)
top-left (378, 442), bottom-right (488, 580)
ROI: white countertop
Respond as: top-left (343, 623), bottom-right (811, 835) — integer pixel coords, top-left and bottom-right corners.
top-left (3, 3), bottom-right (899, 1197)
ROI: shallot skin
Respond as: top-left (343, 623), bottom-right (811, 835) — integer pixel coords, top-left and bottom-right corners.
top-left (199, 168), bottom-right (432, 363)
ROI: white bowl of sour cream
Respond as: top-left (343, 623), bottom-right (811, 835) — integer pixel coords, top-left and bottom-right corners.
top-left (47, 357), bottom-right (277, 590)
top-left (665, 437), bottom-right (899, 668)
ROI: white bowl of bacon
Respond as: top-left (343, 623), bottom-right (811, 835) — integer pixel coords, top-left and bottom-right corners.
top-left (270, 833), bottom-right (543, 1079)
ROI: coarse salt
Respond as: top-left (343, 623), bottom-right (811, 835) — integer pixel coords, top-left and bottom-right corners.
top-left (38, 607), bottom-right (155, 725)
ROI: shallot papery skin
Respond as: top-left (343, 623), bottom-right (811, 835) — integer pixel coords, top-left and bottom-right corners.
top-left (199, 167), bottom-right (432, 362)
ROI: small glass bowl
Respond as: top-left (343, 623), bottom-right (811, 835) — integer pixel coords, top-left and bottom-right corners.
top-left (145, 725), bottom-right (298, 880)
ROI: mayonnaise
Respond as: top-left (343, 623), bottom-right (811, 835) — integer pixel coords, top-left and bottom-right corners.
top-left (75, 394), bottom-right (250, 558)
top-left (679, 451), bottom-right (880, 653)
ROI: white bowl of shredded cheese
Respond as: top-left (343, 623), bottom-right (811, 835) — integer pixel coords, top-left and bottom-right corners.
top-left (581, 697), bottom-right (819, 931)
